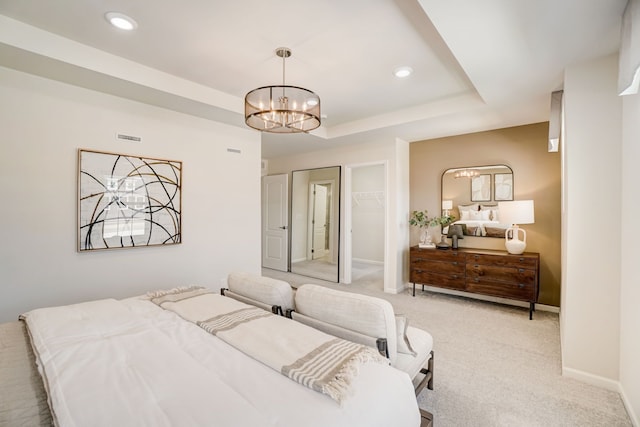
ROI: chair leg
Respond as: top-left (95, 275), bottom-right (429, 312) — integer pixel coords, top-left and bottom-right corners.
top-left (414, 350), bottom-right (434, 396)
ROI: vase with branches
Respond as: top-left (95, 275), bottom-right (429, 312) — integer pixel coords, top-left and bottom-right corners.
top-left (409, 210), bottom-right (456, 248)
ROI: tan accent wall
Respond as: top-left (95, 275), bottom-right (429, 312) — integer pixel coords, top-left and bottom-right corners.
top-left (410, 122), bottom-right (561, 306)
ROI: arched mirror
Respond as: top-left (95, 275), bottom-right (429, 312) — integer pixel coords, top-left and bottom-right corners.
top-left (441, 165), bottom-right (513, 238)
top-left (290, 166), bottom-right (340, 282)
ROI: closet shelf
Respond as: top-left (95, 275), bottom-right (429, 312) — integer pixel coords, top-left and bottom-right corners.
top-left (352, 191), bottom-right (384, 206)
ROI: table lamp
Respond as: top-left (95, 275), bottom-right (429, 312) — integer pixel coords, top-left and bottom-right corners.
top-left (442, 200), bottom-right (453, 216)
top-left (446, 224), bottom-right (465, 249)
top-left (498, 200), bottom-right (534, 255)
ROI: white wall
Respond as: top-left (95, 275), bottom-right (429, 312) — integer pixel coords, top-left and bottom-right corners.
top-left (0, 67), bottom-right (262, 323)
top-left (267, 138), bottom-right (409, 293)
top-left (352, 164), bottom-right (385, 263)
top-left (620, 85), bottom-right (640, 425)
top-left (561, 54), bottom-right (622, 387)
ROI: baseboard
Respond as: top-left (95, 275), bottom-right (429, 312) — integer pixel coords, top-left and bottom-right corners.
top-left (561, 366), bottom-right (621, 392)
top-left (352, 258), bottom-right (384, 266)
top-left (564, 365), bottom-right (638, 425)
top-left (408, 284), bottom-right (560, 314)
top-left (620, 386), bottom-right (640, 427)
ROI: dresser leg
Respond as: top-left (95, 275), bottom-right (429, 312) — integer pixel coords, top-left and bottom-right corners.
top-left (529, 302), bottom-right (535, 320)
top-left (413, 282), bottom-right (416, 297)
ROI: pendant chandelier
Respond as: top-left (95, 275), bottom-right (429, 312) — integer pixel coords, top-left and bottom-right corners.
top-left (244, 47), bottom-right (321, 133)
top-left (454, 169), bottom-right (480, 179)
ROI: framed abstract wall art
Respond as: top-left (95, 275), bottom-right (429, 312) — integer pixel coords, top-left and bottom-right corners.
top-left (78, 149), bottom-right (182, 251)
top-left (470, 174), bottom-right (491, 202)
top-left (494, 173), bottom-right (514, 201)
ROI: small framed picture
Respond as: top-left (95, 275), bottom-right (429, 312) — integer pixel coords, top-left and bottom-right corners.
top-left (470, 174), bottom-right (491, 202)
top-left (494, 173), bottom-right (513, 201)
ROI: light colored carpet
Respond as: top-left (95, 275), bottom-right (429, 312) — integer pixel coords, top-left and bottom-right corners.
top-left (290, 258), bottom-right (338, 282)
top-left (262, 267), bottom-right (632, 427)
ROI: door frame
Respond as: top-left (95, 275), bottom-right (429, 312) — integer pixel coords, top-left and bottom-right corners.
top-left (306, 179), bottom-right (335, 261)
top-left (343, 161), bottom-right (388, 289)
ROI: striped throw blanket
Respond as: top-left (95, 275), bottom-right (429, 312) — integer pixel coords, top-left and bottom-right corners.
top-left (149, 286), bottom-right (387, 404)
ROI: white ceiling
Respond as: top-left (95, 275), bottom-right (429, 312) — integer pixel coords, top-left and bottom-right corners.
top-left (0, 0), bottom-right (627, 158)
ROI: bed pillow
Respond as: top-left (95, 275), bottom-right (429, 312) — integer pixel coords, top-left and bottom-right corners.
top-left (458, 203), bottom-right (479, 215)
top-left (395, 315), bottom-right (417, 357)
top-left (469, 210), bottom-right (482, 220)
top-left (481, 204), bottom-right (499, 221)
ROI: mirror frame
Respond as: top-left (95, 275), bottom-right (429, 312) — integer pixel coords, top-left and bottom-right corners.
top-left (290, 166), bottom-right (341, 282)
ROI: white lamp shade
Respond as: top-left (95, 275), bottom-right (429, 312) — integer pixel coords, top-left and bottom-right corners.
top-left (498, 200), bottom-right (534, 225)
top-left (442, 200), bottom-right (453, 210)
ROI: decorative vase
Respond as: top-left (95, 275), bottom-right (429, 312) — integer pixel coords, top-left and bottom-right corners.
top-left (436, 235), bottom-right (450, 250)
top-left (418, 228), bottom-right (434, 248)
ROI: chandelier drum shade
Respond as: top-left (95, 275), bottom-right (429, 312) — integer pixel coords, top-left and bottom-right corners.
top-left (244, 47), bottom-right (321, 133)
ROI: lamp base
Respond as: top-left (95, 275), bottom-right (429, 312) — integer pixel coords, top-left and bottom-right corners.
top-left (505, 226), bottom-right (527, 255)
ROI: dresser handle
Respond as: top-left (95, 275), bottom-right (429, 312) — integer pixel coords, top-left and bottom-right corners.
top-left (452, 275), bottom-right (458, 279)
top-left (519, 257), bottom-right (525, 262)
top-left (518, 283), bottom-right (524, 288)
top-left (474, 278), bottom-right (479, 283)
top-left (519, 268), bottom-right (524, 273)
top-left (452, 261), bottom-right (458, 265)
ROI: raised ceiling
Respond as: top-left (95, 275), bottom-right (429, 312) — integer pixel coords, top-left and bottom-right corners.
top-left (0, 0), bottom-right (627, 158)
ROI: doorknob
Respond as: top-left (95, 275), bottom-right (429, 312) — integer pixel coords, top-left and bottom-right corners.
top-left (279, 226), bottom-right (287, 230)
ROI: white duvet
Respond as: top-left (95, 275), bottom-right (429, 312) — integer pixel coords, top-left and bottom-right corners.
top-left (21, 295), bottom-right (420, 427)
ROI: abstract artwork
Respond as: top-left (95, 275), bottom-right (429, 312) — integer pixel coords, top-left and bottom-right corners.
top-left (494, 173), bottom-right (513, 201)
top-left (78, 149), bottom-right (182, 251)
top-left (470, 174), bottom-right (491, 202)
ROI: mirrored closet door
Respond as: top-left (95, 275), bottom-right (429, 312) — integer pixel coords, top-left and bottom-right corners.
top-left (290, 166), bottom-right (340, 282)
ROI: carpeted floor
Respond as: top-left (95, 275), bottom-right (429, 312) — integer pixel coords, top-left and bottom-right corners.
top-left (262, 267), bottom-right (632, 427)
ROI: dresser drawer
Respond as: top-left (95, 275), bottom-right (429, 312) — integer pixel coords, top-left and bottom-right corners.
top-left (467, 253), bottom-right (538, 269)
top-left (466, 263), bottom-right (536, 285)
top-left (411, 270), bottom-right (465, 291)
top-left (466, 277), bottom-right (536, 301)
top-left (411, 258), bottom-right (465, 275)
top-left (410, 248), bottom-right (465, 263)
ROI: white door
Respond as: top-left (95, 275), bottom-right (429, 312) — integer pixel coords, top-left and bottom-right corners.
top-left (311, 184), bottom-right (328, 260)
top-left (262, 174), bottom-right (288, 271)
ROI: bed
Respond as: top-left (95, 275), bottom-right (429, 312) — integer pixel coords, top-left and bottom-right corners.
top-left (449, 219), bottom-right (509, 237)
top-left (1, 289), bottom-right (421, 427)
top-left (450, 203), bottom-right (509, 237)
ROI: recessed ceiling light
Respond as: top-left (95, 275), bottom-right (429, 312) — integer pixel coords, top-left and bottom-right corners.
top-left (393, 66), bottom-right (413, 78)
top-left (105, 12), bottom-right (138, 31)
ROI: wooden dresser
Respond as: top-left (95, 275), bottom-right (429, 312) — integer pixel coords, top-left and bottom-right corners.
top-left (410, 246), bottom-right (540, 319)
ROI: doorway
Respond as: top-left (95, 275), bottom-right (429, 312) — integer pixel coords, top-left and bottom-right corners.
top-left (344, 162), bottom-right (386, 290)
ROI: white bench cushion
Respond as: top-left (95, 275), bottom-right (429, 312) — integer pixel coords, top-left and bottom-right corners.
top-left (227, 272), bottom-right (294, 312)
top-left (394, 326), bottom-right (433, 386)
top-left (294, 284), bottom-right (398, 364)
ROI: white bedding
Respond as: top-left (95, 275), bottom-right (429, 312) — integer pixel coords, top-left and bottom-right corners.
top-left (21, 295), bottom-right (420, 427)
top-left (452, 219), bottom-right (508, 237)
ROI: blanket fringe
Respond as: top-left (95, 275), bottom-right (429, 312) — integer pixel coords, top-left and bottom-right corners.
top-left (146, 285), bottom-right (205, 299)
top-left (323, 347), bottom-right (388, 405)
